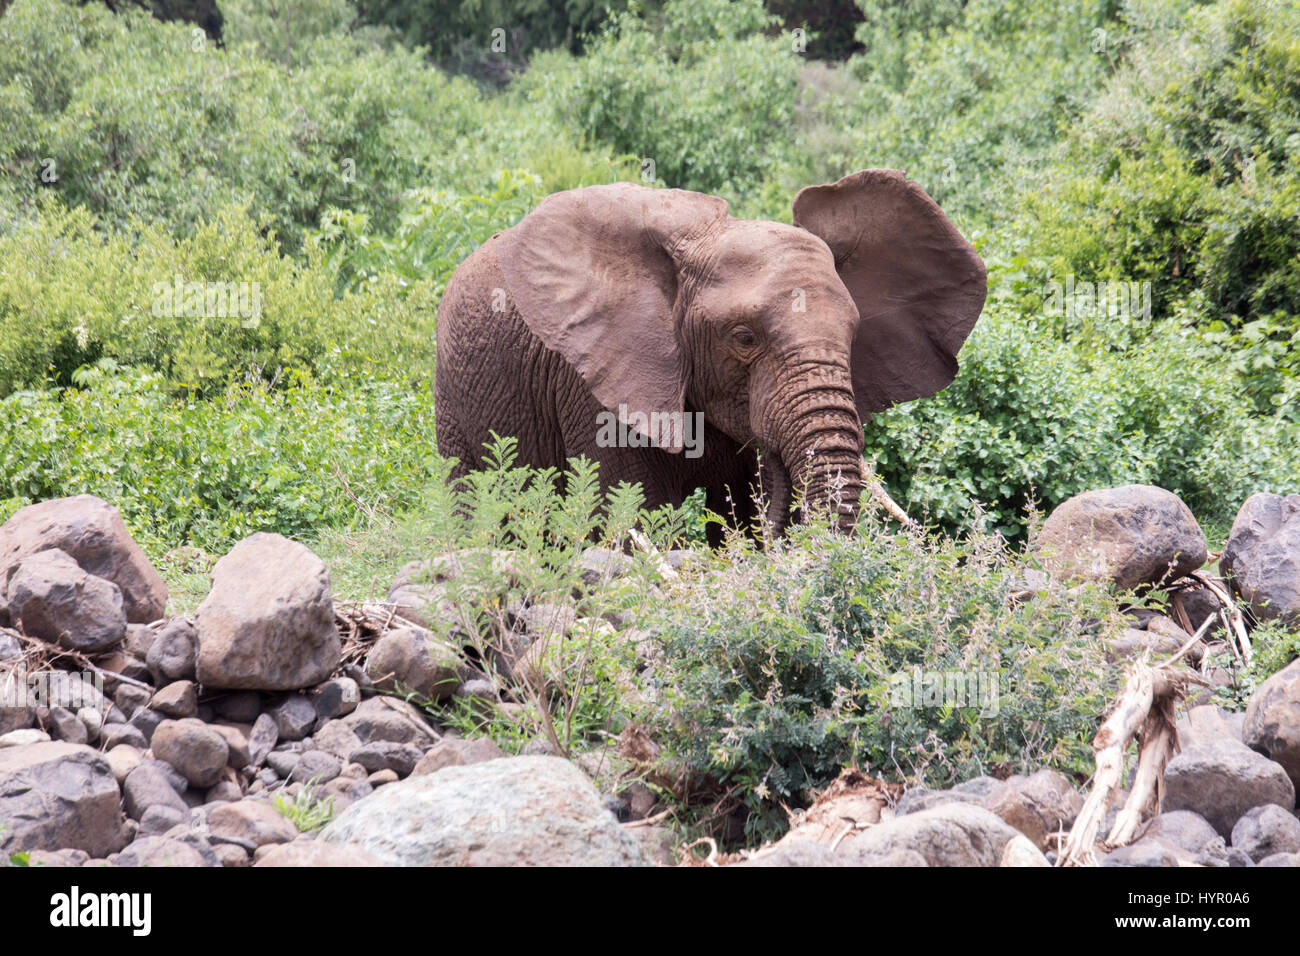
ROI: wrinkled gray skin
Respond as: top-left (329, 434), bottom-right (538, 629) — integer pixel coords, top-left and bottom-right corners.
top-left (435, 170), bottom-right (986, 543)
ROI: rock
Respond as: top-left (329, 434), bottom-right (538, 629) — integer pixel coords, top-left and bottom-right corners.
top-left (268, 695), bottom-right (317, 741)
top-left (1106, 627), bottom-right (1188, 663)
top-left (145, 618), bottom-right (197, 684)
top-left (894, 776), bottom-right (1001, 816)
top-left (253, 838), bottom-right (384, 867)
top-left (412, 736), bottom-right (506, 776)
top-left (26, 848), bottom-right (90, 867)
top-left (0, 632), bottom-right (20, 661)
top-left (151, 718), bottom-right (229, 788)
top-left (1144, 810), bottom-right (1225, 858)
top-left (1257, 852), bottom-right (1300, 867)
top-left (985, 769), bottom-right (1083, 851)
top-left (0, 699), bottom-right (33, 737)
top-left (48, 706), bottom-right (88, 745)
top-left (1100, 836), bottom-right (1182, 867)
top-left (138, 804), bottom-right (187, 837)
top-left (113, 683), bottom-right (152, 720)
top-left (341, 697), bottom-right (433, 746)
top-left (247, 712), bottom-right (278, 768)
top-left (122, 762), bottom-right (188, 820)
top-left (310, 678), bottom-right (359, 720)
top-left (367, 769), bottom-right (399, 787)
top-left (207, 724), bottom-right (250, 770)
top-left (101, 721), bottom-right (148, 751)
top-left (6, 549), bottom-right (126, 652)
top-left (265, 751), bottom-right (299, 778)
top-left (289, 750), bottom-right (342, 784)
top-left (738, 838), bottom-right (839, 867)
top-left (1163, 738), bottom-right (1295, 838)
top-left (1036, 485), bottom-right (1207, 589)
top-left (1000, 834), bottom-right (1052, 866)
top-left (150, 680), bottom-right (198, 718)
top-left (0, 728), bottom-right (49, 747)
top-left (321, 755), bottom-right (647, 866)
top-left (1220, 492), bottom-right (1300, 626)
top-left (195, 533), bottom-right (339, 690)
top-left (1243, 658), bottom-right (1300, 791)
top-left (0, 742), bottom-right (126, 856)
top-left (206, 800), bottom-right (299, 848)
top-left (0, 495), bottom-right (167, 627)
top-left (314, 719), bottom-right (363, 762)
top-left (212, 691), bottom-right (261, 723)
top-left (105, 745), bottom-right (142, 784)
top-left (1230, 804), bottom-right (1300, 863)
top-left (205, 779), bottom-right (243, 803)
top-left (123, 623), bottom-right (156, 660)
top-left (579, 547), bottom-right (632, 585)
top-left (833, 804), bottom-right (1020, 867)
top-left (514, 602), bottom-right (577, 639)
top-left (348, 741), bottom-right (422, 777)
top-left (364, 626), bottom-right (461, 701)
top-left (214, 843), bottom-right (251, 867)
top-left (113, 835), bottom-right (216, 867)
top-left (1227, 847), bottom-right (1254, 867)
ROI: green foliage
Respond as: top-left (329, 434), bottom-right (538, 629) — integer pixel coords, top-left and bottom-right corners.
top-left (527, 0), bottom-right (801, 205)
top-left (639, 513), bottom-right (1120, 842)
top-left (0, 366), bottom-right (441, 554)
top-left (272, 781), bottom-right (336, 832)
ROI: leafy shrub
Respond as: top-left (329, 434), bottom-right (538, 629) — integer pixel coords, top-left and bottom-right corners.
top-left (637, 512), bottom-right (1120, 842)
top-left (0, 366), bottom-right (441, 554)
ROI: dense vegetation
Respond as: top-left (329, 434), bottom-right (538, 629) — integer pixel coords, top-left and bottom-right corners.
top-left (1, 0), bottom-right (1297, 841)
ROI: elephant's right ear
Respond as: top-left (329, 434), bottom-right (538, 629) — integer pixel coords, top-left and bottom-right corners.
top-left (495, 183), bottom-right (728, 453)
top-left (793, 169), bottom-right (986, 418)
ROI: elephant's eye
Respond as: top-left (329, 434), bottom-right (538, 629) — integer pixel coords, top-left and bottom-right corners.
top-left (732, 325), bottom-right (758, 349)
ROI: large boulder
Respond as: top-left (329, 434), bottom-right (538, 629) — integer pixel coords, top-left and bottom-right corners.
top-left (984, 769), bottom-right (1083, 851)
top-left (0, 495), bottom-right (167, 627)
top-left (1220, 493), bottom-right (1300, 626)
top-left (1036, 485), bottom-right (1206, 589)
top-left (363, 627), bottom-right (461, 701)
top-left (319, 755), bottom-right (648, 866)
top-left (0, 742), bottom-right (127, 857)
top-left (253, 838), bottom-right (384, 867)
top-left (195, 533), bottom-right (340, 690)
top-left (6, 549), bottom-right (126, 652)
top-left (1230, 804), bottom-right (1300, 863)
top-left (1163, 738), bottom-right (1295, 838)
top-left (1243, 658), bottom-right (1300, 791)
top-left (833, 803), bottom-right (1020, 867)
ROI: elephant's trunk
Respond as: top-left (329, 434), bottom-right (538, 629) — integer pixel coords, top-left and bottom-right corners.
top-left (758, 358), bottom-right (864, 533)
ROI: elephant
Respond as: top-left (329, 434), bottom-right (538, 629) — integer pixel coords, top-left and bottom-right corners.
top-left (434, 169), bottom-right (986, 542)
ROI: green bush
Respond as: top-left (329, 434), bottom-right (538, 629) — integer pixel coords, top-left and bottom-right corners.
top-left (638, 512), bottom-right (1120, 842)
top-left (0, 366), bottom-right (441, 554)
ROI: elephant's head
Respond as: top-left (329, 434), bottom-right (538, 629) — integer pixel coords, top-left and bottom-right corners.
top-left (495, 169), bottom-right (986, 531)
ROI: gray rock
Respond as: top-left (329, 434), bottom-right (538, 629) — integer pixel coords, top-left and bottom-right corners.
top-left (342, 698), bottom-right (428, 745)
top-left (253, 838), bottom-right (384, 867)
top-left (122, 762), bottom-right (188, 820)
top-left (113, 683), bottom-right (152, 720)
top-left (310, 678), bottom-right (359, 720)
top-left (737, 838), bottom-right (840, 867)
top-left (150, 680), bottom-right (198, 718)
top-left (113, 834), bottom-right (217, 867)
top-left (412, 736), bottom-right (506, 776)
top-left (0, 742), bottom-right (126, 856)
top-left (1243, 657), bottom-right (1300, 791)
top-left (126, 706), bottom-right (164, 746)
top-left (349, 741), bottom-right (422, 777)
top-left (6, 549), bottom-right (126, 652)
top-left (1230, 804), bottom-right (1300, 862)
top-left (1257, 852), bottom-right (1300, 867)
top-left (1036, 485), bottom-right (1207, 589)
top-left (579, 547), bottom-right (633, 585)
top-left (265, 751), bottom-right (300, 778)
top-left (314, 719), bottom-right (363, 762)
top-left (212, 690), bottom-right (261, 723)
top-left (247, 712), bottom-right (279, 768)
top-left (320, 755), bottom-right (648, 866)
top-left (1228, 847), bottom-right (1254, 867)
top-left (0, 728), bottom-right (49, 747)
top-left (101, 721), bottom-right (148, 751)
top-left (1100, 836), bottom-right (1182, 867)
top-left (195, 533), bottom-right (339, 690)
top-left (206, 799), bottom-right (299, 848)
top-left (146, 618), bottom-right (197, 685)
top-left (985, 769), bottom-right (1083, 850)
top-left (151, 718), bottom-right (229, 788)
top-left (0, 495), bottom-right (167, 627)
top-left (0, 632), bottom-right (20, 661)
top-left (831, 803), bottom-right (1020, 867)
top-left (1144, 810), bottom-right (1225, 858)
top-left (48, 706), bottom-right (88, 745)
top-left (1000, 834), bottom-right (1052, 867)
top-left (363, 627), bottom-right (461, 701)
top-left (1164, 738), bottom-right (1296, 838)
top-left (105, 744), bottom-right (142, 784)
top-left (289, 750), bottom-right (342, 784)
top-left (1220, 492), bottom-right (1300, 626)
top-left (269, 695), bottom-right (317, 741)
top-left (138, 804), bottom-right (187, 837)
top-left (207, 724), bottom-right (250, 769)
top-left (846, 848), bottom-right (930, 867)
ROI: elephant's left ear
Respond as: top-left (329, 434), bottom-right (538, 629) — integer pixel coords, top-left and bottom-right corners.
top-left (793, 169), bottom-right (987, 418)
